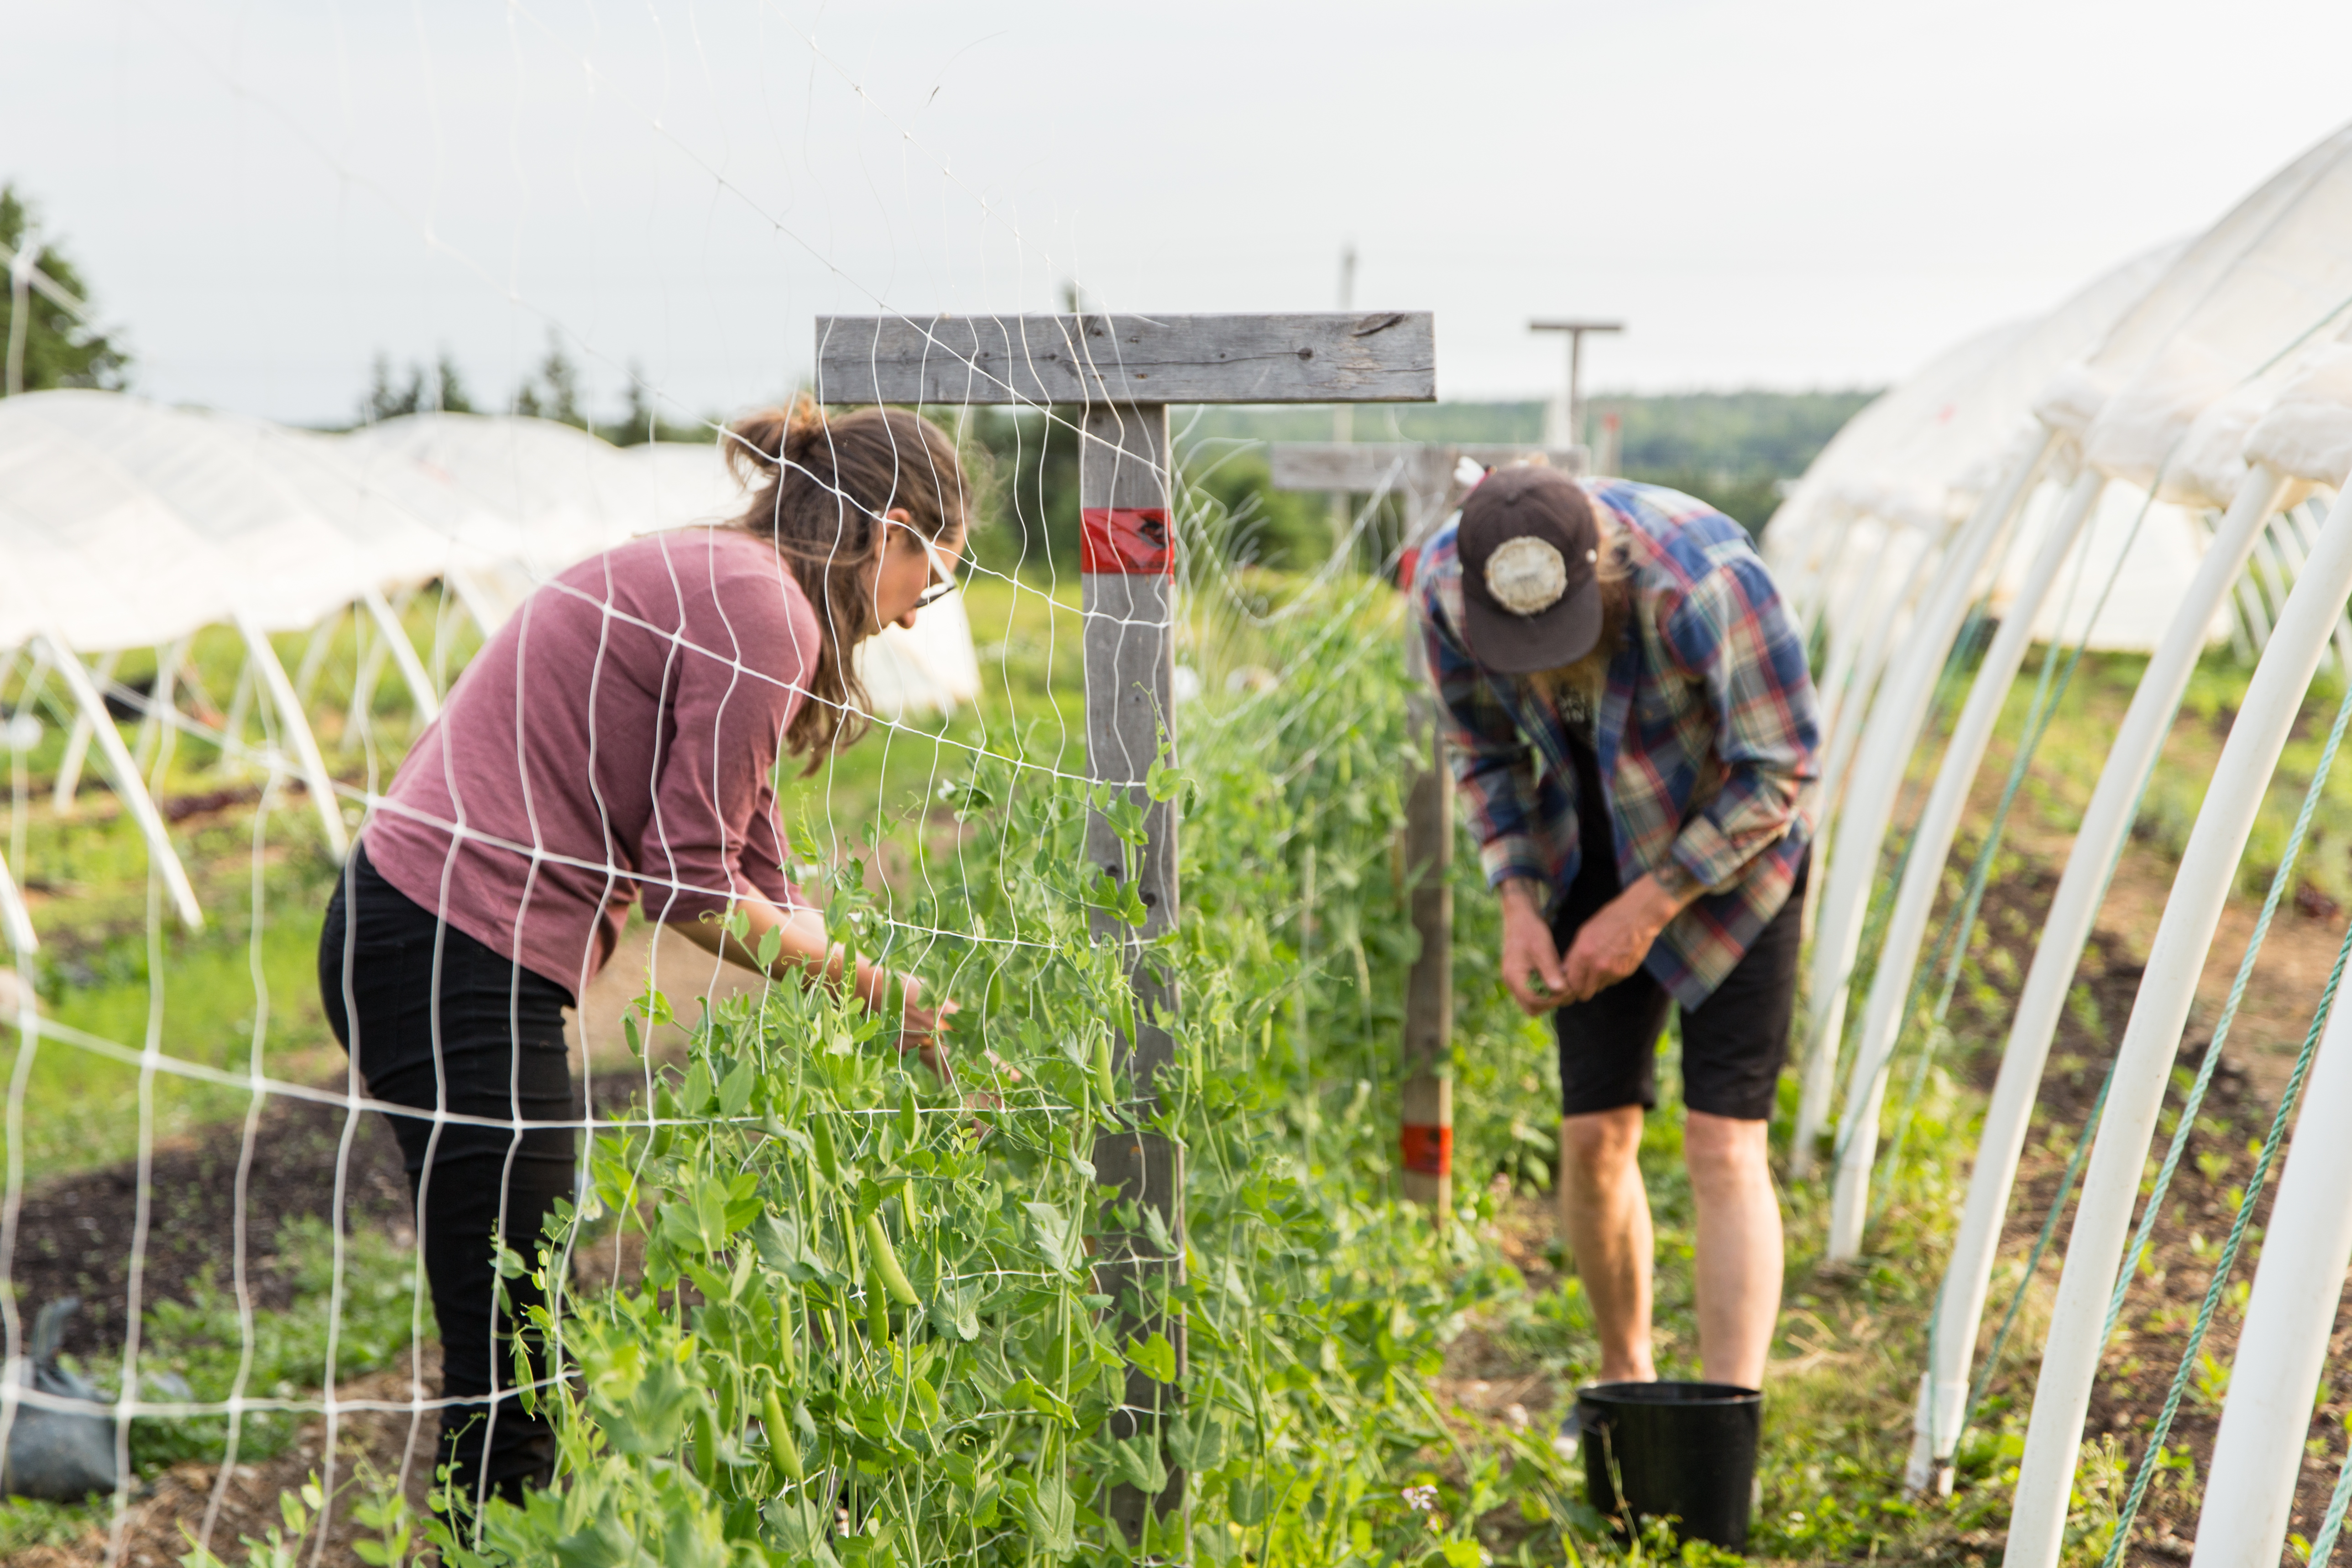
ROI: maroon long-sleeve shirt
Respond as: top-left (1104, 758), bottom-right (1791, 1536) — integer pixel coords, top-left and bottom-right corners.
top-left (364, 527), bottom-right (820, 994)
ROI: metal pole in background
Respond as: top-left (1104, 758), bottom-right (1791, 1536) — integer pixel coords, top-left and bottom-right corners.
top-left (1531, 319), bottom-right (1623, 451)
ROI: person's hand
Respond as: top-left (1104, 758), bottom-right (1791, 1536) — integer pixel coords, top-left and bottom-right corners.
top-left (1561, 875), bottom-right (1682, 1002)
top-left (894, 985), bottom-right (958, 1079)
top-left (1499, 879), bottom-right (1569, 1015)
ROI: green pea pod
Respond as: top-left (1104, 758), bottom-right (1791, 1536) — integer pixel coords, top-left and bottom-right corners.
top-left (868, 1271), bottom-right (894, 1346)
top-left (899, 1181), bottom-right (921, 1231)
top-left (1092, 1030), bottom-right (1117, 1103)
top-left (692, 1404), bottom-right (720, 1489)
top-left (898, 1079), bottom-right (920, 1144)
top-left (810, 1114), bottom-right (839, 1184)
top-left (864, 1213), bottom-right (920, 1306)
top-left (763, 1387), bottom-right (804, 1482)
top-left (776, 1287), bottom-right (799, 1379)
top-left (651, 1086), bottom-right (678, 1159)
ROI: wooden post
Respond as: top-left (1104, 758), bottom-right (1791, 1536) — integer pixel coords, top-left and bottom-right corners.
top-left (817, 311), bottom-right (1434, 1546)
top-left (1398, 685), bottom-right (1453, 1213)
top-left (1269, 442), bottom-right (1573, 1218)
top-left (1076, 402), bottom-right (1188, 1540)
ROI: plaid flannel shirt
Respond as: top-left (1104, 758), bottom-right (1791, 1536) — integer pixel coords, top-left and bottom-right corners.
top-left (1417, 479), bottom-right (1820, 1008)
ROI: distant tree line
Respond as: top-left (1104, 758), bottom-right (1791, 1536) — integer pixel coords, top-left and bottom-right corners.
top-left (0, 184), bottom-right (131, 393)
top-left (1181, 391), bottom-right (1876, 537)
top-left (357, 331), bottom-right (709, 446)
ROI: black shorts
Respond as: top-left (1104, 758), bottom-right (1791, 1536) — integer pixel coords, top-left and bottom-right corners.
top-left (1551, 850), bottom-right (1808, 1123)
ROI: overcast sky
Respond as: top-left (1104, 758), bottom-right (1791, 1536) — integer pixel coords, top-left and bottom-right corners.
top-left (9, 0), bottom-right (2352, 427)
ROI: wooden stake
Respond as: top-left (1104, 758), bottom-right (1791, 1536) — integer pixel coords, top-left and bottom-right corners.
top-left (1270, 441), bottom-right (1577, 1220)
top-left (1398, 696), bottom-right (1453, 1215)
top-left (1076, 401), bottom-right (1188, 1540)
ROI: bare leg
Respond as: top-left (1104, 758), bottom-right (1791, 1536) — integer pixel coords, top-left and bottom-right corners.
top-left (1684, 1111), bottom-right (1782, 1389)
top-left (1558, 1107), bottom-right (1655, 1382)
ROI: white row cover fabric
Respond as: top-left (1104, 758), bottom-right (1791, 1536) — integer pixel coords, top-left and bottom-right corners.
top-left (1987, 479), bottom-right (2224, 651)
top-left (0, 392), bottom-right (461, 639)
top-left (2060, 125), bottom-right (2352, 493)
top-left (0, 398), bottom-right (982, 720)
top-left (1770, 246), bottom-right (2178, 596)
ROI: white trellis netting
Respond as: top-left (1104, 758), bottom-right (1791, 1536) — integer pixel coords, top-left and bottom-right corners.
top-left (1777, 115), bottom-right (2352, 1567)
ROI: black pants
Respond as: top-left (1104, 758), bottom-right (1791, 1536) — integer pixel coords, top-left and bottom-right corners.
top-left (318, 844), bottom-right (575, 1508)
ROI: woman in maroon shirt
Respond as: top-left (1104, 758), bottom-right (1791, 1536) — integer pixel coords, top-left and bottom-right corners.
top-left (318, 398), bottom-right (967, 1512)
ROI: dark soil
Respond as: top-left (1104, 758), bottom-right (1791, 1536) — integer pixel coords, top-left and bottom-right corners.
top-left (7, 1093), bottom-right (414, 1361)
top-left (8, 1063), bottom-right (652, 1362)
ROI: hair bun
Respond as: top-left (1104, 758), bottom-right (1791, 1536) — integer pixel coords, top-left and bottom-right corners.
top-left (780, 392), bottom-right (828, 462)
top-left (725, 394), bottom-right (831, 487)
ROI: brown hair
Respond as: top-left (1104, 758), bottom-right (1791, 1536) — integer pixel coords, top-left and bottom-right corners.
top-left (723, 395), bottom-right (972, 769)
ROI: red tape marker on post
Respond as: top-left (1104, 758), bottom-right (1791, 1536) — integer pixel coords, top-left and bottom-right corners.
top-left (1081, 507), bottom-right (1172, 575)
top-left (1400, 1124), bottom-right (1452, 1177)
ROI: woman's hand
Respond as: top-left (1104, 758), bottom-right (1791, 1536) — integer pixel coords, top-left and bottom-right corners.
top-left (678, 900), bottom-right (957, 1074)
top-left (890, 980), bottom-right (958, 1080)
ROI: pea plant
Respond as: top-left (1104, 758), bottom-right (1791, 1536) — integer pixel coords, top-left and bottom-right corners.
top-left (431, 598), bottom-right (1562, 1567)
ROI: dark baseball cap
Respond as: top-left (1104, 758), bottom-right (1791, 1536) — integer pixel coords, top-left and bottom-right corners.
top-left (1456, 465), bottom-right (1603, 675)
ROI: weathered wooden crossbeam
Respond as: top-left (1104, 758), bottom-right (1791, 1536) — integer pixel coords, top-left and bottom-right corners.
top-left (814, 312), bottom-right (1434, 407)
top-left (818, 312), bottom-right (1433, 1547)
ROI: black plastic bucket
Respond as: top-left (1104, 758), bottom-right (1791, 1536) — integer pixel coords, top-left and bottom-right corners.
top-left (1577, 1380), bottom-right (1762, 1550)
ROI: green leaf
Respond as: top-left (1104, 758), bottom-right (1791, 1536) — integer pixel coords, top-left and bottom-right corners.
top-left (1019, 1472), bottom-right (1076, 1554)
top-left (753, 1213), bottom-right (817, 1280)
top-left (1024, 1202), bottom-right (1077, 1274)
top-left (718, 1058), bottom-right (756, 1118)
top-left (1110, 1433), bottom-right (1169, 1494)
top-left (1001, 1377), bottom-right (1075, 1423)
top-left (553, 1515), bottom-right (644, 1568)
top-left (941, 1285), bottom-right (980, 1343)
top-left (1167, 1407), bottom-right (1226, 1471)
top-left (592, 1355), bottom-right (700, 1457)
top-left (1125, 1330), bottom-right (1178, 1385)
top-left (763, 1496), bottom-right (836, 1562)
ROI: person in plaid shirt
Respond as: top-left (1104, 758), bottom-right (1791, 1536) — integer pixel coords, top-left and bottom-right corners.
top-left (1419, 464), bottom-right (1819, 1393)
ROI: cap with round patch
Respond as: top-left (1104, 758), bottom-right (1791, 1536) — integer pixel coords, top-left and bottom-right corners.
top-left (1456, 465), bottom-right (1603, 675)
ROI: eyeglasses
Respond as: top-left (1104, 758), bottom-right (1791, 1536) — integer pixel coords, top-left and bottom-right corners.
top-left (892, 519), bottom-right (962, 608)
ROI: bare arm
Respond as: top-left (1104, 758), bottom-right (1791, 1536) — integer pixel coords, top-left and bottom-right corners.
top-left (666, 896), bottom-right (954, 1075)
